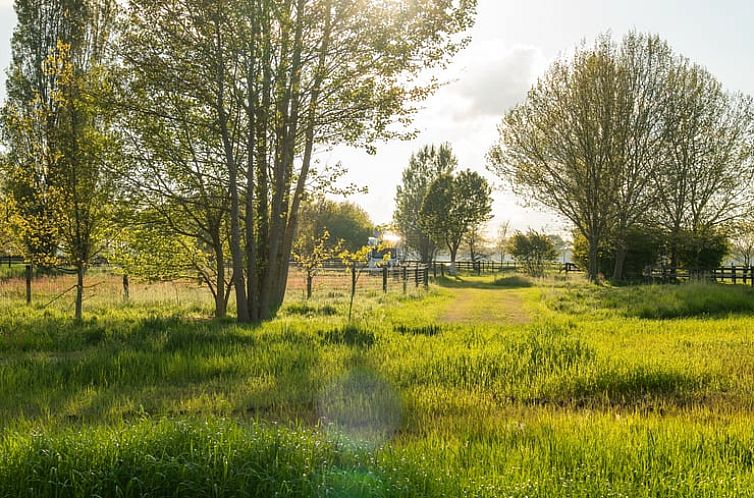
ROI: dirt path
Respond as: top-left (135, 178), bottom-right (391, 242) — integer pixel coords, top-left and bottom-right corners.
top-left (440, 283), bottom-right (530, 325)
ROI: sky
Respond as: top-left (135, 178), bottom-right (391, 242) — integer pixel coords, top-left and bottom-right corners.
top-left (1, 0), bottom-right (753, 235)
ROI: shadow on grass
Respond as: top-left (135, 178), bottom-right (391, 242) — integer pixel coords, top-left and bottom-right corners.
top-left (394, 324), bottom-right (442, 336)
top-left (322, 325), bottom-right (376, 348)
top-left (436, 274), bottom-right (533, 290)
top-left (492, 275), bottom-right (534, 288)
top-left (0, 313), bottom-right (262, 354)
top-left (566, 368), bottom-right (710, 410)
top-left (0, 313), bottom-right (336, 428)
top-left (502, 364), bottom-right (715, 412)
top-left (283, 302), bottom-right (338, 317)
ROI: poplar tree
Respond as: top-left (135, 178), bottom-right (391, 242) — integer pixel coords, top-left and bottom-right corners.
top-left (1, 0), bottom-right (120, 319)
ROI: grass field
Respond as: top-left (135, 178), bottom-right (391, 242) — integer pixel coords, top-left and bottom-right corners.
top-left (2, 273), bottom-right (754, 496)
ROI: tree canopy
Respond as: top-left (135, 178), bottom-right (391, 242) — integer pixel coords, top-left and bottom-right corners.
top-left (419, 169), bottom-right (492, 264)
top-left (393, 143), bottom-right (458, 263)
top-left (120, 0), bottom-right (477, 321)
top-left (489, 31), bottom-right (754, 281)
top-left (297, 198), bottom-right (373, 253)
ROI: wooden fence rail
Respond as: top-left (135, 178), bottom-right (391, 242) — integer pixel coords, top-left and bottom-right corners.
top-left (648, 266), bottom-right (754, 286)
top-left (407, 260), bottom-right (578, 276)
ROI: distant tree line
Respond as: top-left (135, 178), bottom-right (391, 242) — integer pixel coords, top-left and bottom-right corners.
top-left (488, 31), bottom-right (754, 282)
top-left (0, 0), bottom-right (477, 320)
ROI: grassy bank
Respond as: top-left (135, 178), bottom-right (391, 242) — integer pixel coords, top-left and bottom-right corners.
top-left (1, 275), bottom-right (754, 496)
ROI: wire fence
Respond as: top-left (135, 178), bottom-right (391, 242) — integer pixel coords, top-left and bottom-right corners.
top-left (0, 261), bottom-right (433, 305)
top-left (289, 263), bottom-right (430, 300)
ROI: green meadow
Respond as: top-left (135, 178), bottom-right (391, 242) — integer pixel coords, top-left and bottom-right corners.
top-left (2, 274), bottom-right (754, 496)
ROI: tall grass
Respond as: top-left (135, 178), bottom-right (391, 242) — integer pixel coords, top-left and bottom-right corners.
top-left (1, 275), bottom-right (754, 495)
top-left (547, 280), bottom-right (754, 319)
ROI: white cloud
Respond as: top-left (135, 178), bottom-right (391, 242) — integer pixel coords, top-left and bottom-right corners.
top-left (325, 40), bottom-right (559, 232)
top-left (451, 42), bottom-right (549, 119)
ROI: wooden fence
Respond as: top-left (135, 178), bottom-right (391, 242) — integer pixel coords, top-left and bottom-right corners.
top-left (648, 266), bottom-right (754, 286)
top-left (409, 260), bottom-right (579, 276)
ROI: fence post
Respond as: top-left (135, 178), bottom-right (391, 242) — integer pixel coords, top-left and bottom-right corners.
top-left (306, 273), bottom-right (313, 299)
top-left (123, 274), bottom-right (130, 302)
top-left (382, 266), bottom-right (388, 293)
top-left (433, 262), bottom-right (437, 278)
top-left (423, 266), bottom-right (429, 289)
top-left (25, 264), bottom-right (32, 305)
top-left (415, 266), bottom-right (420, 287)
top-left (733, 266), bottom-right (737, 285)
top-left (402, 266), bottom-right (407, 294)
top-left (440, 263), bottom-right (445, 278)
top-left (351, 265), bottom-right (357, 298)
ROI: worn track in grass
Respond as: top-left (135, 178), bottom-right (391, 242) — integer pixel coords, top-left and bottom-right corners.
top-left (438, 276), bottom-right (531, 325)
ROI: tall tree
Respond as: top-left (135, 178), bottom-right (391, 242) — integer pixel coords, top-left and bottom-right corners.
top-left (609, 32), bottom-right (672, 280)
top-left (1, 0), bottom-right (78, 267)
top-left (464, 222), bottom-right (488, 262)
top-left (419, 169), bottom-right (492, 266)
top-left (1, 0), bottom-right (120, 319)
top-left (393, 143), bottom-right (457, 263)
top-left (490, 35), bottom-right (637, 282)
top-left (118, 1), bottom-right (236, 318)
top-left (654, 60), bottom-right (754, 269)
top-left (494, 220), bottom-right (510, 264)
top-left (490, 31), bottom-right (754, 282)
top-left (124, 0), bottom-right (477, 322)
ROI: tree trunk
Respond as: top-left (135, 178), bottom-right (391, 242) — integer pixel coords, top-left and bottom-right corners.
top-left (228, 167), bottom-right (249, 322)
top-left (248, 33), bottom-right (271, 322)
top-left (449, 243), bottom-right (459, 267)
top-left (75, 264), bottom-right (84, 321)
top-left (214, 247), bottom-right (226, 319)
top-left (613, 241), bottom-right (627, 281)
top-left (588, 237), bottom-right (600, 283)
top-left (262, 0), bottom-right (330, 319)
top-left (211, 15), bottom-right (249, 323)
top-left (669, 223), bottom-right (681, 277)
top-left (244, 10), bottom-right (259, 323)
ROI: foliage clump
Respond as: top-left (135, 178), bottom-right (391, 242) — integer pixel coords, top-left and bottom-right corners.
top-left (509, 230), bottom-right (557, 277)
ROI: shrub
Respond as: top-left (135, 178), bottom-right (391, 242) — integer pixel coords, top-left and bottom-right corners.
top-left (676, 229), bottom-right (729, 271)
top-left (509, 230), bottom-right (557, 277)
